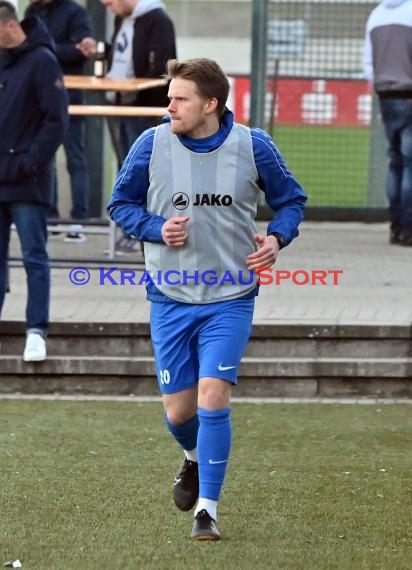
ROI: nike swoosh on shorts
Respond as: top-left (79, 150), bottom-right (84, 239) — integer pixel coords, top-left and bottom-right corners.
top-left (217, 363), bottom-right (237, 371)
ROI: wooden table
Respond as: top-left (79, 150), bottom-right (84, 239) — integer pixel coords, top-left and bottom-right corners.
top-left (68, 105), bottom-right (166, 117)
top-left (63, 75), bottom-right (167, 92)
top-left (63, 75), bottom-right (168, 117)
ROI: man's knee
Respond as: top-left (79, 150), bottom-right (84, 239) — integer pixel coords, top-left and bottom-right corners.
top-left (198, 377), bottom-right (231, 410)
top-left (163, 387), bottom-right (198, 425)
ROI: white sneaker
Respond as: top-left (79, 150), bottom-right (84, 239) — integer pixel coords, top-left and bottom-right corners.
top-left (23, 332), bottom-right (46, 362)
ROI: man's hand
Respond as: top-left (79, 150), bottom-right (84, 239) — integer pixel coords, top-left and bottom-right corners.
top-left (161, 216), bottom-right (190, 247)
top-left (246, 234), bottom-right (279, 271)
top-left (76, 37), bottom-right (97, 58)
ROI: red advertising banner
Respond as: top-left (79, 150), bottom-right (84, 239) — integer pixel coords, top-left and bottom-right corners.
top-left (231, 76), bottom-right (372, 127)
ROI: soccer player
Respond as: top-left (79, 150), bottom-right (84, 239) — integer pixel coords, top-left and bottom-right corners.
top-left (108, 58), bottom-right (307, 540)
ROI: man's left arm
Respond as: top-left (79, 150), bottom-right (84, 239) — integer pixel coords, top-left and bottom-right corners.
top-left (251, 128), bottom-right (307, 247)
top-left (134, 17), bottom-right (176, 77)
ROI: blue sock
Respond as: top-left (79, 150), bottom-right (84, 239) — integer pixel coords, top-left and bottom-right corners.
top-left (197, 407), bottom-right (232, 501)
top-left (164, 412), bottom-right (199, 452)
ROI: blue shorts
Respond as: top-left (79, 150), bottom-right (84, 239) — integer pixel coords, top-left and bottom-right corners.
top-left (150, 297), bottom-right (255, 394)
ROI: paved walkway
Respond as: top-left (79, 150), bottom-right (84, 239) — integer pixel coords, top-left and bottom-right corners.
top-left (3, 221), bottom-right (412, 326)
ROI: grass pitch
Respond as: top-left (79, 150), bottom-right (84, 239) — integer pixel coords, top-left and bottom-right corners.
top-left (273, 126), bottom-right (370, 207)
top-left (1, 401), bottom-right (411, 570)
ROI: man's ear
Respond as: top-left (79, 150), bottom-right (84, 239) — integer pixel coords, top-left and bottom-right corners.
top-left (205, 97), bottom-right (218, 115)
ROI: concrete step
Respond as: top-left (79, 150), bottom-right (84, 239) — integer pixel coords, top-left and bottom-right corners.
top-left (1, 355), bottom-right (412, 377)
top-left (1, 321), bottom-right (411, 398)
top-left (1, 322), bottom-right (411, 358)
top-left (0, 356), bottom-right (411, 399)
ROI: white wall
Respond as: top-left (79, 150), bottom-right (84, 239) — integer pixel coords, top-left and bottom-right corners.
top-left (176, 38), bottom-right (251, 75)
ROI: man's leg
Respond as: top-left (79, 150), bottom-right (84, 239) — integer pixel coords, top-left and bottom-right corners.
top-left (190, 377), bottom-right (232, 540)
top-left (64, 117), bottom-right (90, 220)
top-left (150, 301), bottom-right (200, 511)
top-left (11, 203), bottom-right (49, 360)
top-left (380, 99), bottom-right (403, 243)
top-left (0, 204), bottom-right (12, 318)
top-left (191, 298), bottom-right (255, 540)
top-left (399, 116), bottom-right (412, 245)
top-left (163, 387), bottom-right (199, 511)
top-left (48, 160), bottom-right (60, 220)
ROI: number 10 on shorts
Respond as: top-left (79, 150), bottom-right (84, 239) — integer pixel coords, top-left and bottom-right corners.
top-left (159, 369), bottom-right (171, 384)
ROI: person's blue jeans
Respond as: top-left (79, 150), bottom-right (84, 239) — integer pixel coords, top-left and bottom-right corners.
top-left (0, 202), bottom-right (50, 333)
top-left (119, 116), bottom-right (159, 162)
top-left (379, 98), bottom-right (412, 229)
top-left (49, 116), bottom-right (90, 220)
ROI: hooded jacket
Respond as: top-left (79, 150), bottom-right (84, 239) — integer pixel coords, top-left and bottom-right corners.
top-left (363, 0), bottom-right (412, 96)
top-left (0, 16), bottom-right (69, 205)
top-left (109, 0), bottom-right (176, 107)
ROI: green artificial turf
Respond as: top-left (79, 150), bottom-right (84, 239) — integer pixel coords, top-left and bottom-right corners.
top-left (1, 401), bottom-right (411, 569)
top-left (272, 126), bottom-right (371, 208)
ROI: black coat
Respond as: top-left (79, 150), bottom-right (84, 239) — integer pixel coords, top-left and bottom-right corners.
top-left (0, 17), bottom-right (69, 206)
top-left (110, 8), bottom-right (176, 107)
top-left (25, 0), bottom-right (93, 105)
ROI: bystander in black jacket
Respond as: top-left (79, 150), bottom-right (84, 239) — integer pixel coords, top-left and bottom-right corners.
top-left (0, 16), bottom-right (69, 205)
top-left (109, 7), bottom-right (176, 107)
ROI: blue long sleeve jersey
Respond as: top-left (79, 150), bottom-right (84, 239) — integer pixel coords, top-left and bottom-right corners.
top-left (107, 109), bottom-right (307, 301)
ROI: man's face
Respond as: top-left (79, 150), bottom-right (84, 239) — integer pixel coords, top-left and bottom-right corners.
top-left (0, 20), bottom-right (16, 49)
top-left (167, 78), bottom-right (216, 139)
top-left (100, 0), bottom-right (134, 17)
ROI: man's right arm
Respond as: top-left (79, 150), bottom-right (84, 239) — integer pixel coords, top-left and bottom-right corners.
top-left (107, 128), bottom-right (166, 242)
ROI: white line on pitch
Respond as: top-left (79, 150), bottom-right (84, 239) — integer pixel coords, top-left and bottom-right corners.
top-left (0, 394), bottom-right (411, 405)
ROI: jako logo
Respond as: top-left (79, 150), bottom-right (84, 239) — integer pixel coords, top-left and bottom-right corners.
top-left (172, 193), bottom-right (189, 210)
top-left (193, 193), bottom-right (232, 206)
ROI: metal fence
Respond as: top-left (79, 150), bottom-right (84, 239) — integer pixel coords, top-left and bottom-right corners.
top-left (252, 0), bottom-right (387, 218)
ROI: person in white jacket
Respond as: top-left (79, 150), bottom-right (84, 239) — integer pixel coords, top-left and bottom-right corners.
top-left (363, 0), bottom-right (412, 246)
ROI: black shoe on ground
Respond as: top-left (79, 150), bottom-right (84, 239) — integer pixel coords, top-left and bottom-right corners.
top-left (47, 223), bottom-right (62, 239)
top-left (389, 224), bottom-right (401, 244)
top-left (398, 229), bottom-right (412, 246)
top-left (191, 509), bottom-right (221, 541)
top-left (64, 232), bottom-right (87, 243)
top-left (173, 458), bottom-right (199, 511)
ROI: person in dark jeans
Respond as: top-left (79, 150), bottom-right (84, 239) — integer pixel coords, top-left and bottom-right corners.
top-left (363, 0), bottom-right (412, 246)
top-left (0, 3), bottom-right (68, 361)
top-left (26, 0), bottom-right (93, 242)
